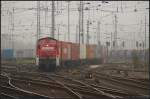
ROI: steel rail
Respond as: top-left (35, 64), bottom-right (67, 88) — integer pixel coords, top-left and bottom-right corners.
top-left (108, 75), bottom-right (149, 87)
top-left (93, 72), bottom-right (149, 96)
top-left (3, 72), bottom-right (113, 98)
top-left (49, 74), bottom-right (121, 98)
top-left (99, 67), bottom-right (149, 72)
top-left (95, 72), bottom-right (149, 90)
top-left (6, 71), bottom-right (122, 98)
top-left (0, 85), bottom-right (50, 99)
top-left (90, 84), bottom-right (132, 96)
top-left (46, 76), bottom-right (83, 99)
top-left (2, 69), bottom-right (146, 98)
top-left (1, 72), bottom-right (82, 99)
top-left (1, 92), bottom-right (18, 99)
top-left (96, 72), bottom-right (149, 86)
top-left (9, 73), bottom-right (110, 98)
top-left (1, 72), bottom-right (113, 98)
top-left (1, 73), bottom-right (50, 99)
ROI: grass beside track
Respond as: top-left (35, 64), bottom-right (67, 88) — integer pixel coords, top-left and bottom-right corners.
top-left (2, 58), bottom-right (35, 65)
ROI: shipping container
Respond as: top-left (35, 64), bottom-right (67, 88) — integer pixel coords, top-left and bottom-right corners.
top-left (101, 46), bottom-right (107, 63)
top-left (95, 45), bottom-right (101, 58)
top-left (60, 41), bottom-right (71, 61)
top-left (2, 49), bottom-right (14, 59)
top-left (92, 44), bottom-right (96, 59)
top-left (86, 44), bottom-right (95, 59)
top-left (80, 44), bottom-right (86, 59)
top-left (71, 43), bottom-right (79, 60)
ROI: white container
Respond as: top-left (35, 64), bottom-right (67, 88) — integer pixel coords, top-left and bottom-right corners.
top-left (95, 45), bottom-right (101, 58)
top-left (80, 44), bottom-right (86, 59)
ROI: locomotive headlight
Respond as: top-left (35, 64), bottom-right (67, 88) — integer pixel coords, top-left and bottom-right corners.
top-left (46, 44), bottom-right (49, 46)
top-left (42, 46), bottom-right (54, 50)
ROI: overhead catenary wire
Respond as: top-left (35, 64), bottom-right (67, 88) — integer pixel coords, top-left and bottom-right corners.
top-left (51, 1), bottom-right (55, 38)
top-left (1, 1), bottom-right (149, 49)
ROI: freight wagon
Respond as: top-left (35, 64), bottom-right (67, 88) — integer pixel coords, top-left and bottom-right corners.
top-left (70, 42), bottom-right (80, 66)
top-left (86, 44), bottom-right (97, 64)
top-left (36, 37), bottom-right (107, 71)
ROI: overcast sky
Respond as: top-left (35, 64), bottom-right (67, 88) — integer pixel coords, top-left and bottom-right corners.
top-left (1, 1), bottom-right (149, 50)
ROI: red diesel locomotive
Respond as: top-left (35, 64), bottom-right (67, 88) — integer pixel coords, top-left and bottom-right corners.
top-left (36, 37), bottom-right (107, 71)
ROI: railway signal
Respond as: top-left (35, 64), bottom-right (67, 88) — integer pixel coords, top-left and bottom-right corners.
top-left (51, 1), bottom-right (55, 38)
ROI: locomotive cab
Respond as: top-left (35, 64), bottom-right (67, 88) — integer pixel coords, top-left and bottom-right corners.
top-left (36, 37), bottom-right (59, 71)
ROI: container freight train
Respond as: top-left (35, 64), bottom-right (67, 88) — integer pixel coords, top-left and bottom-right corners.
top-left (36, 37), bottom-right (107, 71)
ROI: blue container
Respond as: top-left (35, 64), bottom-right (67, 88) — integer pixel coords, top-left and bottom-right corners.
top-left (2, 49), bottom-right (14, 60)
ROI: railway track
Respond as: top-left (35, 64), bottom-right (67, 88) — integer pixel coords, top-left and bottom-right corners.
top-left (49, 74), bottom-right (121, 98)
top-left (1, 65), bottom-right (149, 98)
top-left (1, 73), bottom-right (81, 99)
top-left (55, 65), bottom-right (149, 97)
top-left (98, 72), bottom-right (149, 86)
top-left (92, 72), bottom-right (149, 96)
top-left (3, 70), bottom-right (129, 98)
top-left (1, 74), bottom-right (49, 99)
top-left (72, 64), bottom-right (150, 96)
top-left (1, 71), bottom-right (119, 99)
top-left (29, 71), bottom-right (150, 97)
top-left (0, 85), bottom-right (49, 99)
top-left (98, 67), bottom-right (149, 73)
